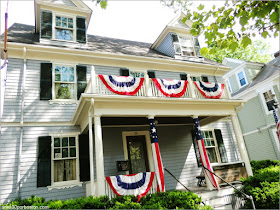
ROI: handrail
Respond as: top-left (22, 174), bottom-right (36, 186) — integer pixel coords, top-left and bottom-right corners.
top-left (202, 166), bottom-right (256, 209)
top-left (164, 168), bottom-right (206, 206)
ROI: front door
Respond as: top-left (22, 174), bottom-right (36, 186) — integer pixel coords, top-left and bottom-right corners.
top-left (126, 135), bottom-right (149, 174)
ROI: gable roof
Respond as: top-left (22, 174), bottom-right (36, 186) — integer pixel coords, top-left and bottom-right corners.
top-left (3, 23), bottom-right (226, 68)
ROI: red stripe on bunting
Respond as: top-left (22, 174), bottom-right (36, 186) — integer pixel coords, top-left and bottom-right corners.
top-left (137, 172), bottom-right (155, 202)
top-left (105, 176), bottom-right (121, 196)
top-left (152, 79), bottom-right (188, 97)
top-left (194, 82), bottom-right (224, 99)
top-left (98, 75), bottom-right (144, 95)
top-left (154, 143), bottom-right (165, 192)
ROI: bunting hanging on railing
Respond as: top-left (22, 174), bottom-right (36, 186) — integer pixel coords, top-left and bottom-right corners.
top-left (98, 75), bottom-right (144, 95)
top-left (106, 172), bottom-right (155, 201)
top-left (194, 81), bottom-right (224, 99)
top-left (152, 78), bottom-right (188, 97)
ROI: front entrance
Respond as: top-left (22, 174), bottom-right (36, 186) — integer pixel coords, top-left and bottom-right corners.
top-left (126, 135), bottom-right (149, 174)
top-left (122, 131), bottom-right (154, 174)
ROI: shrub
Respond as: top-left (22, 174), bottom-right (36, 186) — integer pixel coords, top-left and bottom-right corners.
top-left (1, 190), bottom-right (212, 209)
top-left (236, 160), bottom-right (280, 209)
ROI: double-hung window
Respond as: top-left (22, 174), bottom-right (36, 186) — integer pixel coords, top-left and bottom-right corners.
top-left (54, 65), bottom-right (76, 100)
top-left (201, 130), bottom-right (219, 163)
top-left (172, 34), bottom-right (195, 56)
top-left (262, 88), bottom-right (278, 113)
top-left (52, 135), bottom-right (79, 184)
top-left (55, 16), bottom-right (74, 41)
top-left (237, 70), bottom-right (248, 87)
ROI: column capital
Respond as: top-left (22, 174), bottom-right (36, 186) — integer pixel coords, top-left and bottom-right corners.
top-left (192, 115), bottom-right (199, 119)
top-left (147, 115), bottom-right (155, 119)
top-left (93, 114), bottom-right (102, 118)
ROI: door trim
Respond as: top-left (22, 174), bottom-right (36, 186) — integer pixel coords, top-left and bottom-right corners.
top-left (122, 131), bottom-right (155, 174)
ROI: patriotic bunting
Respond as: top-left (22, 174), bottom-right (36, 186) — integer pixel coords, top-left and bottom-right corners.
top-left (273, 109), bottom-right (280, 144)
top-left (194, 81), bottom-right (224, 99)
top-left (106, 172), bottom-right (155, 201)
top-left (194, 117), bottom-right (220, 190)
top-left (98, 75), bottom-right (144, 95)
top-left (152, 78), bottom-right (188, 97)
top-left (149, 118), bottom-right (165, 192)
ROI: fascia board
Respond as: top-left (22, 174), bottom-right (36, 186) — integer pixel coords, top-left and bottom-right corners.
top-left (5, 42), bottom-right (230, 76)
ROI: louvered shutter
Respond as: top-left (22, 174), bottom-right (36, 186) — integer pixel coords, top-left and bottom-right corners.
top-left (147, 71), bottom-right (156, 78)
top-left (193, 37), bottom-right (200, 56)
top-left (214, 129), bottom-right (228, 163)
top-left (41, 11), bottom-right (52, 39)
top-left (76, 17), bottom-right (86, 43)
top-left (120, 68), bottom-right (129, 76)
top-left (180, 74), bottom-right (187, 81)
top-left (40, 63), bottom-right (52, 100)
top-left (202, 76), bottom-right (209, 82)
top-left (191, 130), bottom-right (202, 167)
top-left (37, 136), bottom-right (51, 187)
top-left (79, 134), bottom-right (90, 181)
top-left (76, 65), bottom-right (87, 100)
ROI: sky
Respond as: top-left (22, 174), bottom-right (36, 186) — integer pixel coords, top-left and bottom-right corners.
top-left (0, 0), bottom-right (279, 54)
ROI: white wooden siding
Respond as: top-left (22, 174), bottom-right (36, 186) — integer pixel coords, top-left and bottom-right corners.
top-left (156, 33), bottom-right (175, 57)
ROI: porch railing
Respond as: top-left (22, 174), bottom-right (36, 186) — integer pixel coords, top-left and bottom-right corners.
top-left (84, 74), bottom-right (231, 100)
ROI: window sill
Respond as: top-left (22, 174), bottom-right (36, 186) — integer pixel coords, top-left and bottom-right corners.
top-left (47, 181), bottom-right (83, 191)
top-left (49, 100), bottom-right (78, 105)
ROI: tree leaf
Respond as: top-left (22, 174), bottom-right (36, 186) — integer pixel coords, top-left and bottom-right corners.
top-left (240, 16), bottom-right (248, 26)
top-left (198, 4), bottom-right (205, 10)
top-left (100, 0), bottom-right (107, 9)
top-left (241, 37), bottom-right (252, 48)
top-left (209, 48), bottom-right (216, 54)
top-left (229, 42), bottom-right (239, 51)
top-left (200, 47), bottom-right (209, 55)
top-left (261, 31), bottom-right (269, 38)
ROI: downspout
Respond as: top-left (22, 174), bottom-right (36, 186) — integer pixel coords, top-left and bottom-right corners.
top-left (16, 47), bottom-right (26, 197)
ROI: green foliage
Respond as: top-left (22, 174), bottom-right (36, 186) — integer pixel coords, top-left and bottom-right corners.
top-left (162, 0), bottom-right (279, 54)
top-left (235, 160), bottom-right (279, 209)
top-left (201, 40), bottom-right (273, 63)
top-left (1, 191), bottom-right (212, 209)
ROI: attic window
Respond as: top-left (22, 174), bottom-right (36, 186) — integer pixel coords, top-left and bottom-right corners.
top-left (172, 34), bottom-right (195, 57)
top-left (55, 16), bottom-right (74, 41)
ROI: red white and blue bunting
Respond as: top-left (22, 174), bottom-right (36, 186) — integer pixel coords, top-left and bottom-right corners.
top-left (106, 172), bottom-right (155, 201)
top-left (98, 75), bottom-right (144, 95)
top-left (152, 78), bottom-right (188, 97)
top-left (194, 81), bottom-right (224, 99)
top-left (149, 118), bottom-right (165, 192)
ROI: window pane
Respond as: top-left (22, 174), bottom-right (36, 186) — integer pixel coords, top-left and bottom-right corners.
top-left (209, 131), bottom-right (213, 138)
top-left (240, 78), bottom-right (246, 86)
top-left (68, 23), bottom-right (73, 28)
top-left (68, 18), bottom-right (73, 23)
top-left (70, 148), bottom-right (76, 157)
top-left (54, 148), bottom-right (61, 158)
top-left (62, 22), bottom-right (67, 28)
top-left (62, 17), bottom-right (67, 22)
top-left (62, 74), bottom-right (68, 82)
top-left (54, 138), bottom-right (60, 147)
top-left (69, 67), bottom-right (74, 74)
top-left (69, 75), bottom-right (74, 82)
top-left (174, 44), bottom-right (181, 53)
top-left (69, 137), bottom-right (75, 146)
top-left (55, 28), bottom-right (73, 41)
top-left (62, 148), bottom-right (68, 158)
top-left (55, 83), bottom-right (75, 99)
top-left (55, 66), bottom-right (61, 73)
top-left (238, 71), bottom-right (244, 80)
top-left (54, 159), bottom-right (76, 182)
top-left (62, 66), bottom-right (68, 74)
top-left (55, 74), bottom-right (61, 81)
top-left (206, 148), bottom-right (218, 163)
top-left (56, 16), bottom-right (61, 21)
top-left (62, 137), bottom-right (68, 147)
top-left (56, 21), bottom-right (61, 27)
top-left (172, 34), bottom-right (179, 42)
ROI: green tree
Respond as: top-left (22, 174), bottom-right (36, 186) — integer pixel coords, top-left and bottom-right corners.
top-left (204, 40), bottom-right (273, 63)
top-left (162, 0), bottom-right (279, 54)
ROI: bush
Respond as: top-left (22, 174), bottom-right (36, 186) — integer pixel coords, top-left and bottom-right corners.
top-left (236, 160), bottom-right (280, 209)
top-left (1, 190), bottom-right (212, 209)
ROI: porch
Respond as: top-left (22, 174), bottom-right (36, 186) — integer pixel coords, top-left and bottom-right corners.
top-left (71, 70), bottom-right (253, 198)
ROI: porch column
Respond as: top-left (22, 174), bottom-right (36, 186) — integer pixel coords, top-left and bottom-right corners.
top-left (231, 114), bottom-right (253, 176)
top-left (94, 115), bottom-right (106, 196)
top-left (144, 71), bottom-right (152, 97)
top-left (88, 113), bottom-right (95, 195)
top-left (91, 65), bottom-right (96, 94)
top-left (187, 74), bottom-right (196, 98)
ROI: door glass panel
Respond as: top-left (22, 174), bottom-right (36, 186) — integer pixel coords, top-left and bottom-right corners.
top-left (127, 135), bottom-right (148, 174)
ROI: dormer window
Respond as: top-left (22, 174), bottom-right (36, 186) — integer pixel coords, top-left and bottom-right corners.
top-left (40, 10), bottom-right (86, 43)
top-left (171, 33), bottom-right (195, 56)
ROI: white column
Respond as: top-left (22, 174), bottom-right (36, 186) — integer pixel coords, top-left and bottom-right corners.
top-left (231, 114), bottom-right (253, 176)
top-left (187, 74), bottom-right (196, 98)
top-left (88, 113), bottom-right (95, 196)
top-left (94, 115), bottom-right (106, 196)
top-left (91, 65), bottom-right (96, 94)
top-left (144, 71), bottom-right (152, 97)
top-left (223, 79), bottom-right (232, 99)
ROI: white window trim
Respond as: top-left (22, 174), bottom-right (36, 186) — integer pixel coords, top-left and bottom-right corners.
top-left (226, 79), bottom-right (233, 93)
top-left (200, 128), bottom-right (222, 164)
top-left (259, 87), bottom-right (278, 115)
top-left (272, 128), bottom-right (280, 152)
top-left (235, 69), bottom-right (248, 89)
top-left (48, 132), bottom-right (82, 190)
top-left (122, 131), bottom-right (155, 175)
top-left (172, 33), bottom-right (196, 57)
top-left (52, 63), bottom-right (77, 101)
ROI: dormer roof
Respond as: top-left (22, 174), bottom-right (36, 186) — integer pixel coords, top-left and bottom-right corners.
top-left (151, 12), bottom-right (192, 49)
top-left (34, 0), bottom-right (92, 33)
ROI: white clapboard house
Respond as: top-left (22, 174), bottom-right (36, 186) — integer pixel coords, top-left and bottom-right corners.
top-left (0, 0), bottom-right (253, 206)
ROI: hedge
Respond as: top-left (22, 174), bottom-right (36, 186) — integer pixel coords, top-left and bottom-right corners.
top-left (1, 190), bottom-right (212, 209)
top-left (236, 160), bottom-right (279, 209)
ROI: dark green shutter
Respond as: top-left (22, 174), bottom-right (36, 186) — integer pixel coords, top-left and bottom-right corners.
top-left (79, 134), bottom-right (90, 181)
top-left (76, 17), bottom-right (86, 43)
top-left (147, 71), bottom-right (155, 78)
top-left (214, 129), bottom-right (228, 163)
top-left (41, 11), bottom-right (52, 39)
top-left (202, 76), bottom-right (209, 82)
top-left (120, 68), bottom-right (129, 76)
top-left (76, 65), bottom-right (87, 100)
top-left (193, 37), bottom-right (200, 56)
top-left (180, 74), bottom-right (187, 81)
top-left (37, 136), bottom-right (51, 187)
top-left (191, 130), bottom-right (202, 167)
top-left (40, 63), bottom-right (52, 100)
